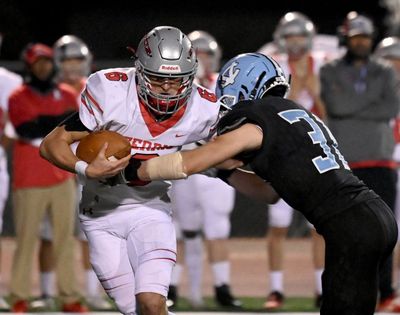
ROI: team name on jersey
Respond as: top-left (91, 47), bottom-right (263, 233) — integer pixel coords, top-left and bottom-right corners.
top-left (128, 137), bottom-right (173, 151)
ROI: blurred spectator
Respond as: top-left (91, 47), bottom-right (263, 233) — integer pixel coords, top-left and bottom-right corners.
top-left (258, 11), bottom-right (328, 310)
top-left (320, 12), bottom-right (400, 312)
top-left (375, 36), bottom-right (400, 309)
top-left (0, 33), bottom-right (23, 310)
top-left (167, 30), bottom-right (241, 309)
top-left (35, 35), bottom-right (112, 311)
top-left (8, 43), bottom-right (86, 313)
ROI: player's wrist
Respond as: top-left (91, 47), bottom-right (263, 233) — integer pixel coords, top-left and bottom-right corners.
top-left (75, 160), bottom-right (89, 183)
top-left (101, 159), bottom-right (141, 186)
top-left (216, 168), bottom-right (236, 184)
top-left (123, 158), bottom-right (142, 182)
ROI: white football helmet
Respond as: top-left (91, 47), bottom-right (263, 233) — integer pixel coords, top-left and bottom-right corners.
top-left (273, 12), bottom-right (315, 56)
top-left (135, 26), bottom-right (197, 115)
top-left (188, 30), bottom-right (221, 73)
top-left (375, 37), bottom-right (400, 59)
top-left (53, 35), bottom-right (92, 79)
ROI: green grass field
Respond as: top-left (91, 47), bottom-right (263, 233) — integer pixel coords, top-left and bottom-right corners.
top-left (170, 297), bottom-right (317, 313)
top-left (14, 296), bottom-right (317, 313)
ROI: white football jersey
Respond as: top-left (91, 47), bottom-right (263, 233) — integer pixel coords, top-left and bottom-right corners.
top-left (258, 35), bottom-right (343, 111)
top-left (265, 52), bottom-right (328, 111)
top-left (0, 67), bottom-right (22, 153)
top-left (194, 72), bottom-right (218, 92)
top-left (78, 67), bottom-right (221, 218)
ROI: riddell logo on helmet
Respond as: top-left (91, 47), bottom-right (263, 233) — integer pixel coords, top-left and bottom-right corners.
top-left (159, 65), bottom-right (181, 73)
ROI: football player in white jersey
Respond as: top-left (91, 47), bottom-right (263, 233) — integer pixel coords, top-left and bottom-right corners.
top-left (258, 12), bottom-right (329, 310)
top-left (40, 26), bottom-right (221, 315)
top-left (36, 35), bottom-right (113, 311)
top-left (167, 30), bottom-right (240, 308)
top-left (0, 51), bottom-right (23, 310)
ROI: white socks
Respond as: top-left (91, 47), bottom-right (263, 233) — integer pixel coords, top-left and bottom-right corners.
top-left (184, 236), bottom-right (203, 302)
top-left (40, 271), bottom-right (56, 297)
top-left (86, 269), bottom-right (101, 297)
top-left (270, 271), bottom-right (283, 292)
top-left (315, 269), bottom-right (323, 295)
top-left (170, 264), bottom-right (183, 286)
top-left (212, 261), bottom-right (230, 287)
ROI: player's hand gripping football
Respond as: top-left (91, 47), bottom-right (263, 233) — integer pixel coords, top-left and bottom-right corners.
top-left (85, 142), bottom-right (131, 179)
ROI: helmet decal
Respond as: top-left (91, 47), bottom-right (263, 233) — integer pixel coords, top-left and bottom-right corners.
top-left (216, 53), bottom-right (290, 108)
top-left (220, 61), bottom-right (240, 88)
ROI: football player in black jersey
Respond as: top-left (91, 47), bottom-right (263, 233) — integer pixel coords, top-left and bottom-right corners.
top-left (135, 53), bottom-right (398, 315)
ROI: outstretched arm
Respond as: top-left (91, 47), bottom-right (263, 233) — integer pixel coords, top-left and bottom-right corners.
top-left (226, 168), bottom-right (280, 204)
top-left (137, 123), bottom-right (263, 181)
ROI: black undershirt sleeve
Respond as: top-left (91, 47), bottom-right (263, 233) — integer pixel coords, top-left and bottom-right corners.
top-left (16, 110), bottom-right (77, 139)
top-left (58, 111), bottom-right (91, 132)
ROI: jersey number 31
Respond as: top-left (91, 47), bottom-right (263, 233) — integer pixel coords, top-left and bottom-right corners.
top-left (278, 109), bottom-right (350, 174)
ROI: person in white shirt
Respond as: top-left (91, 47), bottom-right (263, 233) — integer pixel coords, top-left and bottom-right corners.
top-left (0, 57), bottom-right (23, 310)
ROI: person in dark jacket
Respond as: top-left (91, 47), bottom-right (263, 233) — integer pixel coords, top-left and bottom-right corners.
top-left (320, 12), bottom-right (400, 311)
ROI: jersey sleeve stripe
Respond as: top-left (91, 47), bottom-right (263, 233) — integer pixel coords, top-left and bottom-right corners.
top-left (80, 95), bottom-right (95, 116)
top-left (84, 88), bottom-right (104, 114)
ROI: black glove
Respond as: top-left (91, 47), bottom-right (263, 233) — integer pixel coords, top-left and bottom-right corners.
top-left (102, 158), bottom-right (142, 186)
top-left (123, 158), bottom-right (142, 182)
top-left (216, 168), bottom-right (236, 184)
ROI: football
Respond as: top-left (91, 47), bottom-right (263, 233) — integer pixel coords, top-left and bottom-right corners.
top-left (76, 130), bottom-right (131, 163)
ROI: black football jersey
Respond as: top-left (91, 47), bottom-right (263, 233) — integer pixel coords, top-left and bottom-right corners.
top-left (218, 96), bottom-right (378, 226)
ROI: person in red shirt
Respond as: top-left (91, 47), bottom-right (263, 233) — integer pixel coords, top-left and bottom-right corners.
top-left (36, 35), bottom-right (112, 311)
top-left (8, 43), bottom-right (87, 313)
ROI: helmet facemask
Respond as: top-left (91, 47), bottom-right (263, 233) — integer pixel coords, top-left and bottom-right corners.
top-left (283, 35), bottom-right (311, 58)
top-left (136, 60), bottom-right (197, 116)
top-left (59, 57), bottom-right (89, 84)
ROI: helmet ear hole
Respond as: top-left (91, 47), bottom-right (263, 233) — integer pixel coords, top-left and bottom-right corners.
top-left (266, 85), bottom-right (287, 98)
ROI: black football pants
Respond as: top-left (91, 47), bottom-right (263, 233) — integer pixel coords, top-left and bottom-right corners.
top-left (319, 197), bottom-right (397, 315)
top-left (352, 167), bottom-right (398, 301)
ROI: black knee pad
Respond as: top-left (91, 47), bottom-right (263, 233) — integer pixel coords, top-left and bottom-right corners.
top-left (182, 230), bottom-right (201, 239)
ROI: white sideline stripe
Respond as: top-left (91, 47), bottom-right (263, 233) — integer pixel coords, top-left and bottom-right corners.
top-left (1, 312), bottom-right (394, 315)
